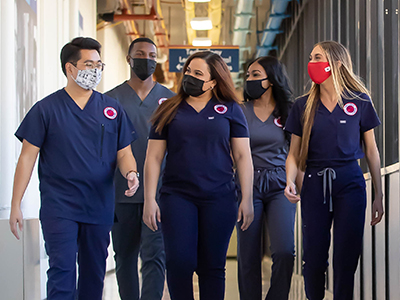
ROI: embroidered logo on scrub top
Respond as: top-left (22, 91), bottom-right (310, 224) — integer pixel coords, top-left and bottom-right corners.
top-left (343, 103), bottom-right (358, 116)
top-left (274, 117), bottom-right (283, 128)
top-left (158, 98), bottom-right (167, 105)
top-left (214, 104), bottom-right (228, 114)
top-left (104, 107), bottom-right (117, 120)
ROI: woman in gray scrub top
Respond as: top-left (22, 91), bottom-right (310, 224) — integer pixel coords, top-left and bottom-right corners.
top-left (237, 56), bottom-right (296, 300)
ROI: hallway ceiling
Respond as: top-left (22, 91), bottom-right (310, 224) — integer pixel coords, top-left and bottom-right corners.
top-left (96, 0), bottom-right (296, 86)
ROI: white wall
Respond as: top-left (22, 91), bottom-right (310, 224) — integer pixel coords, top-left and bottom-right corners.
top-left (0, 1), bottom-right (98, 299)
top-left (97, 22), bottom-right (131, 93)
top-left (0, 0), bottom-right (17, 220)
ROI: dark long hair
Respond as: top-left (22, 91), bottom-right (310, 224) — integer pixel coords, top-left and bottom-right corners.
top-left (243, 56), bottom-right (294, 140)
top-left (151, 51), bottom-right (239, 133)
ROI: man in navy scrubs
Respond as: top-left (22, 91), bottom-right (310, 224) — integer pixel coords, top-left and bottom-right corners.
top-left (106, 37), bottom-right (175, 300)
top-left (9, 37), bottom-right (139, 300)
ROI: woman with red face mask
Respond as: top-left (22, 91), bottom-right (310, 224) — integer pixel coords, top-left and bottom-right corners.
top-left (284, 41), bottom-right (384, 300)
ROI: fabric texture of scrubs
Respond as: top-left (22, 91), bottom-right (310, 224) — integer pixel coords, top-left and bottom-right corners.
top-left (15, 88), bottom-right (136, 300)
top-left (284, 92), bottom-right (381, 300)
top-left (149, 97), bottom-right (249, 300)
top-left (106, 81), bottom-right (175, 300)
top-left (237, 101), bottom-right (296, 300)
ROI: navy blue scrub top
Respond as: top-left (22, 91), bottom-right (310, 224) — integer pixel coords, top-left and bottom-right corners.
top-left (106, 81), bottom-right (175, 204)
top-left (284, 92), bottom-right (380, 167)
top-left (149, 97), bottom-right (249, 199)
top-left (241, 101), bottom-right (288, 169)
top-left (15, 89), bottom-right (136, 224)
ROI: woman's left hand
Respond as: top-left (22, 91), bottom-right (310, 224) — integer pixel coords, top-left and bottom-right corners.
top-left (125, 172), bottom-right (140, 197)
top-left (238, 200), bottom-right (254, 231)
top-left (371, 194), bottom-right (384, 226)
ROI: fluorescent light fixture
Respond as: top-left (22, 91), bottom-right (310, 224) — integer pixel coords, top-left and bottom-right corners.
top-left (190, 17), bottom-right (213, 30)
top-left (188, 0), bottom-right (210, 2)
top-left (192, 38), bottom-right (212, 46)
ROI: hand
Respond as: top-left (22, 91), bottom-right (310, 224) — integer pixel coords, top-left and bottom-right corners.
top-left (371, 194), bottom-right (384, 226)
top-left (143, 199), bottom-right (161, 231)
top-left (237, 200), bottom-right (254, 231)
top-left (125, 172), bottom-right (139, 197)
top-left (9, 206), bottom-right (23, 240)
top-left (284, 182), bottom-right (300, 203)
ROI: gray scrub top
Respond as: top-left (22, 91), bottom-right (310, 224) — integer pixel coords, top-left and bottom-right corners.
top-left (241, 101), bottom-right (288, 169)
top-left (106, 81), bottom-right (175, 203)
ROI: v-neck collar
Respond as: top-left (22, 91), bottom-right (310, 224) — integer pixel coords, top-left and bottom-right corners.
top-left (249, 101), bottom-right (274, 123)
top-left (319, 99), bottom-right (339, 114)
top-left (124, 81), bottom-right (159, 107)
top-left (184, 97), bottom-right (214, 114)
top-left (62, 88), bottom-right (96, 112)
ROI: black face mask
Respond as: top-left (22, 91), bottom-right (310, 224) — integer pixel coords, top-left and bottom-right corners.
top-left (182, 75), bottom-right (213, 97)
top-left (244, 78), bottom-right (270, 99)
top-left (131, 58), bottom-right (157, 81)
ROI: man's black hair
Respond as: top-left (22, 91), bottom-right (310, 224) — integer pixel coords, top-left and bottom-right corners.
top-left (60, 37), bottom-right (101, 76)
top-left (128, 37), bottom-right (156, 55)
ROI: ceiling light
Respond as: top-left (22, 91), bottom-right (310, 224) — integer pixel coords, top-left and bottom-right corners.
top-left (192, 38), bottom-right (212, 46)
top-left (190, 17), bottom-right (213, 30)
top-left (188, 0), bottom-right (211, 2)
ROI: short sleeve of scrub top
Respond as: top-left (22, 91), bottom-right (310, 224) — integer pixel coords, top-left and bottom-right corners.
top-left (117, 107), bottom-right (137, 150)
top-left (149, 122), bottom-right (168, 140)
top-left (284, 96), bottom-right (307, 137)
top-left (229, 101), bottom-right (250, 138)
top-left (358, 93), bottom-right (381, 132)
top-left (15, 102), bottom-right (47, 147)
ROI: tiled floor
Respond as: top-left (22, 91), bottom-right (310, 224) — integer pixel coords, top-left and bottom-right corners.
top-left (103, 258), bottom-right (334, 300)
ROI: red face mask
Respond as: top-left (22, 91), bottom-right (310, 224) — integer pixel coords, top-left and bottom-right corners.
top-left (308, 62), bottom-right (331, 84)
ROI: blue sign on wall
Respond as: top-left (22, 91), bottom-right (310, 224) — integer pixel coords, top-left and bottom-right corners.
top-left (169, 46), bottom-right (240, 73)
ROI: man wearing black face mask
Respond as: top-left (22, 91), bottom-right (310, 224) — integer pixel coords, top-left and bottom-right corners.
top-left (106, 37), bottom-right (175, 300)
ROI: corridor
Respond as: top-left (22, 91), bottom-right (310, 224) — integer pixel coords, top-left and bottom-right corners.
top-left (103, 258), bottom-right (334, 300)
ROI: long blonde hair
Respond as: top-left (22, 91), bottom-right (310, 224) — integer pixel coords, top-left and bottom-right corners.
top-left (299, 41), bottom-right (372, 171)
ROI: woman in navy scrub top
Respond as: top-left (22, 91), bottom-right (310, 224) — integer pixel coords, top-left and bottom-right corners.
top-left (237, 56), bottom-right (296, 300)
top-left (284, 41), bottom-right (384, 300)
top-left (143, 51), bottom-right (254, 300)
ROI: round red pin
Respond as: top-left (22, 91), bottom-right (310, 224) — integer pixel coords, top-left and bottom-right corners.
top-left (214, 104), bottom-right (228, 114)
top-left (274, 117), bottom-right (283, 128)
top-left (158, 98), bottom-right (167, 105)
top-left (343, 103), bottom-right (357, 116)
top-left (104, 107), bottom-right (117, 120)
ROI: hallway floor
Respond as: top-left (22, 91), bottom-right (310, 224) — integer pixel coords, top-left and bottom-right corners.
top-left (103, 258), bottom-right (333, 300)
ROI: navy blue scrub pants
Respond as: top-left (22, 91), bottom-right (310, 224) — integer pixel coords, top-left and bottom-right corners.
top-left (112, 203), bottom-right (166, 300)
top-left (40, 218), bottom-right (112, 300)
top-left (237, 167), bottom-right (296, 300)
top-left (159, 191), bottom-right (237, 300)
top-left (301, 160), bottom-right (366, 300)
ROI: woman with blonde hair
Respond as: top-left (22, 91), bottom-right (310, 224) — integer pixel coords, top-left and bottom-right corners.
top-left (284, 40), bottom-right (384, 300)
top-left (143, 51), bottom-right (254, 300)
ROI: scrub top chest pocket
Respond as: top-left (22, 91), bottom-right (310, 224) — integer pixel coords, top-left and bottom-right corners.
top-left (100, 121), bottom-right (119, 162)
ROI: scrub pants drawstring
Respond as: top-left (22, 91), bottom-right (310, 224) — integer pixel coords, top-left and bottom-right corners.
top-left (317, 168), bottom-right (336, 212)
top-left (256, 169), bottom-right (269, 193)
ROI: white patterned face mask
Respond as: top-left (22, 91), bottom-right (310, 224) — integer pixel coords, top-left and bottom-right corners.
top-left (72, 68), bottom-right (102, 90)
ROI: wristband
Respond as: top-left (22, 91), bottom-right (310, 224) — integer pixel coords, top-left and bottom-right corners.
top-left (126, 170), bottom-right (139, 178)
